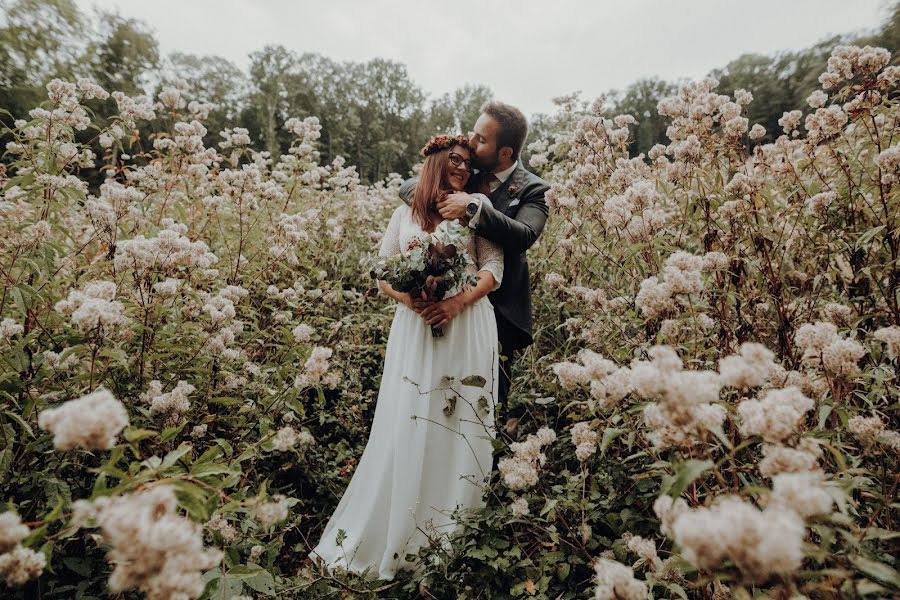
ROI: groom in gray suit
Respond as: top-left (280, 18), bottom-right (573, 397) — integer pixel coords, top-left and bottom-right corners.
top-left (399, 101), bottom-right (550, 428)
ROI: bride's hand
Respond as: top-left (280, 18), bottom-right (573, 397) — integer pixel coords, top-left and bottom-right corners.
top-left (399, 290), bottom-right (435, 313)
top-left (420, 295), bottom-right (465, 329)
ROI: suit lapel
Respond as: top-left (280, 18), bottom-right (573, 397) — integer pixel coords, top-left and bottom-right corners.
top-left (491, 164), bottom-right (526, 214)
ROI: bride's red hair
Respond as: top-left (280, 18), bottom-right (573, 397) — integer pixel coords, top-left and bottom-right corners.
top-left (411, 148), bottom-right (452, 232)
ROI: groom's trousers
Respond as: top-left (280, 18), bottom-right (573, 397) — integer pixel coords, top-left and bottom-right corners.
top-left (495, 311), bottom-right (523, 427)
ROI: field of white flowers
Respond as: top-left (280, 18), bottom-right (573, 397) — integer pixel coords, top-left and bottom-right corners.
top-left (0, 43), bottom-right (897, 599)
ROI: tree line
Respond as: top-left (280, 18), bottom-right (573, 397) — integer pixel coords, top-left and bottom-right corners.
top-left (2, 0), bottom-right (899, 184)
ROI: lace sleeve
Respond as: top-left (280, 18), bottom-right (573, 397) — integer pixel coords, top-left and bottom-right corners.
top-left (378, 205), bottom-right (405, 258)
top-left (475, 233), bottom-right (504, 292)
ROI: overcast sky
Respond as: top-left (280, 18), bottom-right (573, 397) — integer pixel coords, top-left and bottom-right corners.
top-left (74, 0), bottom-right (893, 116)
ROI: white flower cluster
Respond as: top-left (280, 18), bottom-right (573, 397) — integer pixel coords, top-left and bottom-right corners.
top-left (770, 470), bottom-right (834, 518)
top-left (805, 105), bottom-right (849, 142)
top-left (623, 533), bottom-right (658, 566)
top-left (593, 557), bottom-right (648, 600)
top-left (0, 318), bottom-right (24, 341)
top-left (0, 512), bottom-right (45, 587)
top-left (38, 388), bottom-right (129, 450)
top-left (718, 342), bottom-right (778, 390)
top-left (509, 496), bottom-right (530, 517)
top-left (805, 190), bottom-right (837, 215)
top-left (291, 323), bottom-right (315, 343)
top-left (736, 387), bottom-right (813, 443)
top-left (114, 220), bottom-right (218, 280)
top-left (73, 486), bottom-right (222, 600)
top-left (570, 421), bottom-right (598, 461)
top-left (600, 179), bottom-right (672, 243)
top-left (848, 414), bottom-right (900, 452)
top-left (497, 427), bottom-right (557, 491)
top-left (818, 45), bottom-right (892, 89)
top-left (795, 321), bottom-right (866, 378)
top-left (284, 116), bottom-right (322, 144)
top-left (778, 110), bottom-right (803, 134)
top-left (635, 346), bottom-right (725, 448)
top-left (219, 127), bottom-right (252, 149)
top-left (254, 494), bottom-right (291, 529)
top-left (205, 514), bottom-right (237, 544)
top-left (758, 437), bottom-right (822, 477)
top-left (293, 346), bottom-right (334, 388)
top-left (875, 145), bottom-right (900, 185)
top-left (111, 91), bottom-right (157, 128)
top-left (270, 426), bottom-right (315, 453)
top-left (635, 251), bottom-right (707, 319)
top-left (54, 280), bottom-right (126, 334)
top-left (141, 380), bottom-right (195, 418)
top-left (874, 325), bottom-right (900, 359)
top-left (655, 494), bottom-right (805, 580)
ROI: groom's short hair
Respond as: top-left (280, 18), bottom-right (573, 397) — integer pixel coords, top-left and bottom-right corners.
top-left (480, 101), bottom-right (528, 161)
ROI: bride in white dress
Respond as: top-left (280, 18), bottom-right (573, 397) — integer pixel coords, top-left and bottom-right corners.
top-left (307, 135), bottom-right (504, 581)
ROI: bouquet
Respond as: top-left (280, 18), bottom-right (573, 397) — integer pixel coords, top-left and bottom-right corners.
top-left (369, 219), bottom-right (479, 337)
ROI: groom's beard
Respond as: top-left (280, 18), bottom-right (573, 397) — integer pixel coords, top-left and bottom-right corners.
top-left (473, 152), bottom-right (500, 173)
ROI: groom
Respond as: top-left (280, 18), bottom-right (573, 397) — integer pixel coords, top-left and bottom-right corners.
top-left (399, 101), bottom-right (550, 429)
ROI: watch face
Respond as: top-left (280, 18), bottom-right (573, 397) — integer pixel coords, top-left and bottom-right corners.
top-left (466, 202), bottom-right (477, 216)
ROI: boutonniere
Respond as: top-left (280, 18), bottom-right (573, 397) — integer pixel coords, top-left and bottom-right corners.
top-left (507, 184), bottom-right (519, 195)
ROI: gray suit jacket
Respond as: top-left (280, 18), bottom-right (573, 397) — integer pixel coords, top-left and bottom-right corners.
top-left (398, 163), bottom-right (550, 349)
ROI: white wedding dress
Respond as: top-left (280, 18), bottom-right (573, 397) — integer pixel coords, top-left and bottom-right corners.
top-left (308, 202), bottom-right (504, 581)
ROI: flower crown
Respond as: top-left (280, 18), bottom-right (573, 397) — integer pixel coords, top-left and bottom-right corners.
top-left (421, 134), bottom-right (469, 157)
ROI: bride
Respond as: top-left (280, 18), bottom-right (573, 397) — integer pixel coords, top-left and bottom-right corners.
top-left (307, 134), bottom-right (504, 581)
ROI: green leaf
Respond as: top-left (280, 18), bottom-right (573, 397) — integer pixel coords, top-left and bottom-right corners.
top-left (667, 460), bottom-right (713, 498)
top-left (245, 569), bottom-right (276, 595)
top-left (600, 427), bottom-right (626, 455)
top-left (63, 556), bottom-right (92, 577)
top-left (160, 443), bottom-right (193, 471)
top-left (850, 555), bottom-right (900, 589)
top-left (124, 427), bottom-right (158, 442)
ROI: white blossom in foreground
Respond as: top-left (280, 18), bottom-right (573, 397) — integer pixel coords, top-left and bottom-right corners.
top-left (758, 438), bottom-right (822, 477)
top-left (770, 471), bottom-right (834, 517)
top-left (86, 486), bottom-right (223, 600)
top-left (38, 388), bottom-right (129, 450)
top-left (593, 557), bottom-right (648, 600)
top-left (718, 342), bottom-right (778, 390)
top-left (736, 387), bottom-right (813, 443)
top-left (666, 495), bottom-right (805, 580)
top-left (0, 513), bottom-right (29, 553)
top-left (633, 346), bottom-right (726, 448)
top-left (0, 545), bottom-right (46, 587)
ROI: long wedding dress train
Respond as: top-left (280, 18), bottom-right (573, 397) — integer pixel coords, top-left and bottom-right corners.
top-left (307, 204), bottom-right (503, 581)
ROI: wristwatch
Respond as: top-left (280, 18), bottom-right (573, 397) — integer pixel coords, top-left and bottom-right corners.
top-left (465, 198), bottom-right (480, 218)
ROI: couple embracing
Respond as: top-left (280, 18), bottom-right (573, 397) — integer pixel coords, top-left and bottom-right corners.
top-left (309, 101), bottom-right (550, 581)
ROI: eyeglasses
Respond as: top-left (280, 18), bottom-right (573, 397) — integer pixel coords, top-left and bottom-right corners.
top-left (448, 151), bottom-right (472, 171)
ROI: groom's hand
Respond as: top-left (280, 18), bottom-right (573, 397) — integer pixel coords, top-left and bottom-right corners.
top-left (436, 192), bottom-right (470, 220)
top-left (421, 295), bottom-right (465, 329)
